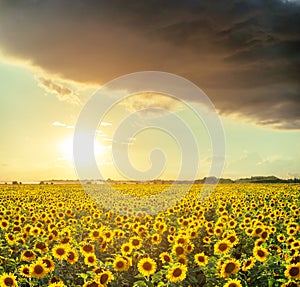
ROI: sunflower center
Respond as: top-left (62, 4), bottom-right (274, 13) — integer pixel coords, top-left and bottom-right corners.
top-left (256, 228), bottom-right (262, 234)
top-left (257, 250), bottom-right (265, 257)
top-left (23, 267), bottom-right (30, 275)
top-left (56, 248), bottom-right (65, 255)
top-left (116, 261), bottom-right (124, 268)
top-left (132, 239), bottom-right (139, 246)
top-left (61, 238), bottom-right (70, 244)
top-left (143, 262), bottom-right (152, 271)
top-left (228, 236), bottom-right (235, 242)
top-left (4, 278), bottom-right (14, 286)
top-left (36, 242), bottom-right (46, 249)
top-left (100, 273), bottom-right (109, 284)
top-left (245, 260), bottom-right (251, 267)
top-left (225, 262), bottom-right (236, 273)
top-left (219, 243), bottom-right (228, 251)
top-left (68, 252), bottom-right (75, 260)
top-left (88, 256), bottom-right (95, 263)
top-left (290, 266), bottom-right (299, 276)
top-left (198, 256), bottom-right (205, 262)
top-left (228, 283), bottom-right (238, 287)
top-left (24, 251), bottom-right (33, 257)
top-left (164, 255), bottom-right (170, 262)
top-left (176, 247), bottom-right (184, 255)
top-left (173, 268), bottom-right (182, 277)
top-left (34, 265), bottom-right (44, 274)
top-left (83, 245), bottom-right (93, 252)
top-left (261, 232), bottom-right (268, 239)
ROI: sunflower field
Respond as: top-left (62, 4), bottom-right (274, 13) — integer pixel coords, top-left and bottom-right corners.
top-left (0, 184), bottom-right (299, 287)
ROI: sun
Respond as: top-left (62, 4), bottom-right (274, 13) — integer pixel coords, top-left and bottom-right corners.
top-left (59, 137), bottom-right (73, 160)
top-left (94, 141), bottom-right (106, 157)
top-left (59, 136), bottom-right (106, 161)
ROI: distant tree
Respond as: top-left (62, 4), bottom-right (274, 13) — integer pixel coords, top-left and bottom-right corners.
top-left (12, 181), bottom-right (18, 185)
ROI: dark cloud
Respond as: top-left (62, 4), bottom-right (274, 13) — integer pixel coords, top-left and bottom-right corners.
top-left (0, 0), bottom-right (299, 128)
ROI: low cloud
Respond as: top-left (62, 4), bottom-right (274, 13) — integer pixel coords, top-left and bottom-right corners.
top-left (121, 92), bottom-right (183, 117)
top-left (52, 121), bottom-right (67, 127)
top-left (38, 77), bottom-right (81, 105)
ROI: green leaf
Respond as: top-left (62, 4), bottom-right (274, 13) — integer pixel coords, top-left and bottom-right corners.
top-left (133, 280), bottom-right (147, 287)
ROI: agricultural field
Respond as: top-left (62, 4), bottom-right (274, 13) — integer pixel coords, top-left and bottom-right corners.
top-left (0, 184), bottom-right (299, 287)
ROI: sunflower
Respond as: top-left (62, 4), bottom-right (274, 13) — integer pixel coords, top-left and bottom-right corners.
top-left (52, 244), bottom-right (69, 260)
top-left (41, 257), bottom-right (55, 272)
top-left (220, 258), bottom-right (240, 277)
top-left (93, 267), bottom-right (105, 274)
top-left (177, 255), bottom-right (188, 266)
top-left (287, 228), bottom-right (297, 236)
top-left (95, 270), bottom-right (114, 286)
top-left (0, 219), bottom-right (9, 230)
top-left (253, 226), bottom-right (263, 236)
top-left (172, 243), bottom-right (186, 256)
top-left (194, 252), bottom-right (208, 266)
top-left (21, 250), bottom-right (36, 262)
top-left (4, 233), bottom-right (15, 245)
top-left (48, 277), bottom-right (63, 285)
top-left (60, 237), bottom-right (72, 245)
top-left (289, 254), bottom-right (300, 264)
top-left (292, 240), bottom-right (300, 249)
top-left (186, 242), bottom-right (194, 253)
top-left (84, 254), bottom-right (97, 266)
top-left (214, 239), bottom-right (232, 255)
top-left (242, 257), bottom-right (256, 271)
top-left (90, 229), bottom-right (101, 240)
top-left (277, 234), bottom-right (286, 243)
top-left (82, 281), bottom-right (101, 287)
top-left (281, 281), bottom-right (300, 287)
top-left (253, 246), bottom-right (269, 262)
top-left (0, 273), bottom-right (18, 287)
top-left (260, 230), bottom-right (270, 241)
top-left (151, 233), bottom-right (162, 245)
top-left (19, 265), bottom-right (30, 277)
top-left (284, 263), bottom-right (300, 280)
top-left (80, 243), bottom-right (95, 255)
top-left (29, 260), bottom-right (48, 278)
top-left (137, 257), bottom-right (157, 276)
top-left (166, 264), bottom-right (187, 283)
top-left (226, 233), bottom-right (239, 246)
top-left (34, 242), bottom-right (48, 253)
top-left (167, 234), bottom-right (175, 243)
top-left (121, 243), bottom-right (132, 255)
top-left (203, 236), bottom-right (211, 244)
top-left (224, 278), bottom-right (242, 287)
top-left (129, 236), bottom-right (142, 249)
top-left (113, 256), bottom-right (130, 272)
top-left (66, 250), bottom-right (78, 264)
top-left (175, 236), bottom-right (188, 245)
top-left (160, 252), bottom-right (173, 264)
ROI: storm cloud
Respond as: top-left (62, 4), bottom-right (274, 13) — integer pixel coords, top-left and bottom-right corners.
top-left (0, 0), bottom-right (299, 128)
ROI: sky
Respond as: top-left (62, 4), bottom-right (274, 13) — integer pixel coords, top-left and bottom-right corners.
top-left (0, 0), bottom-right (299, 181)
